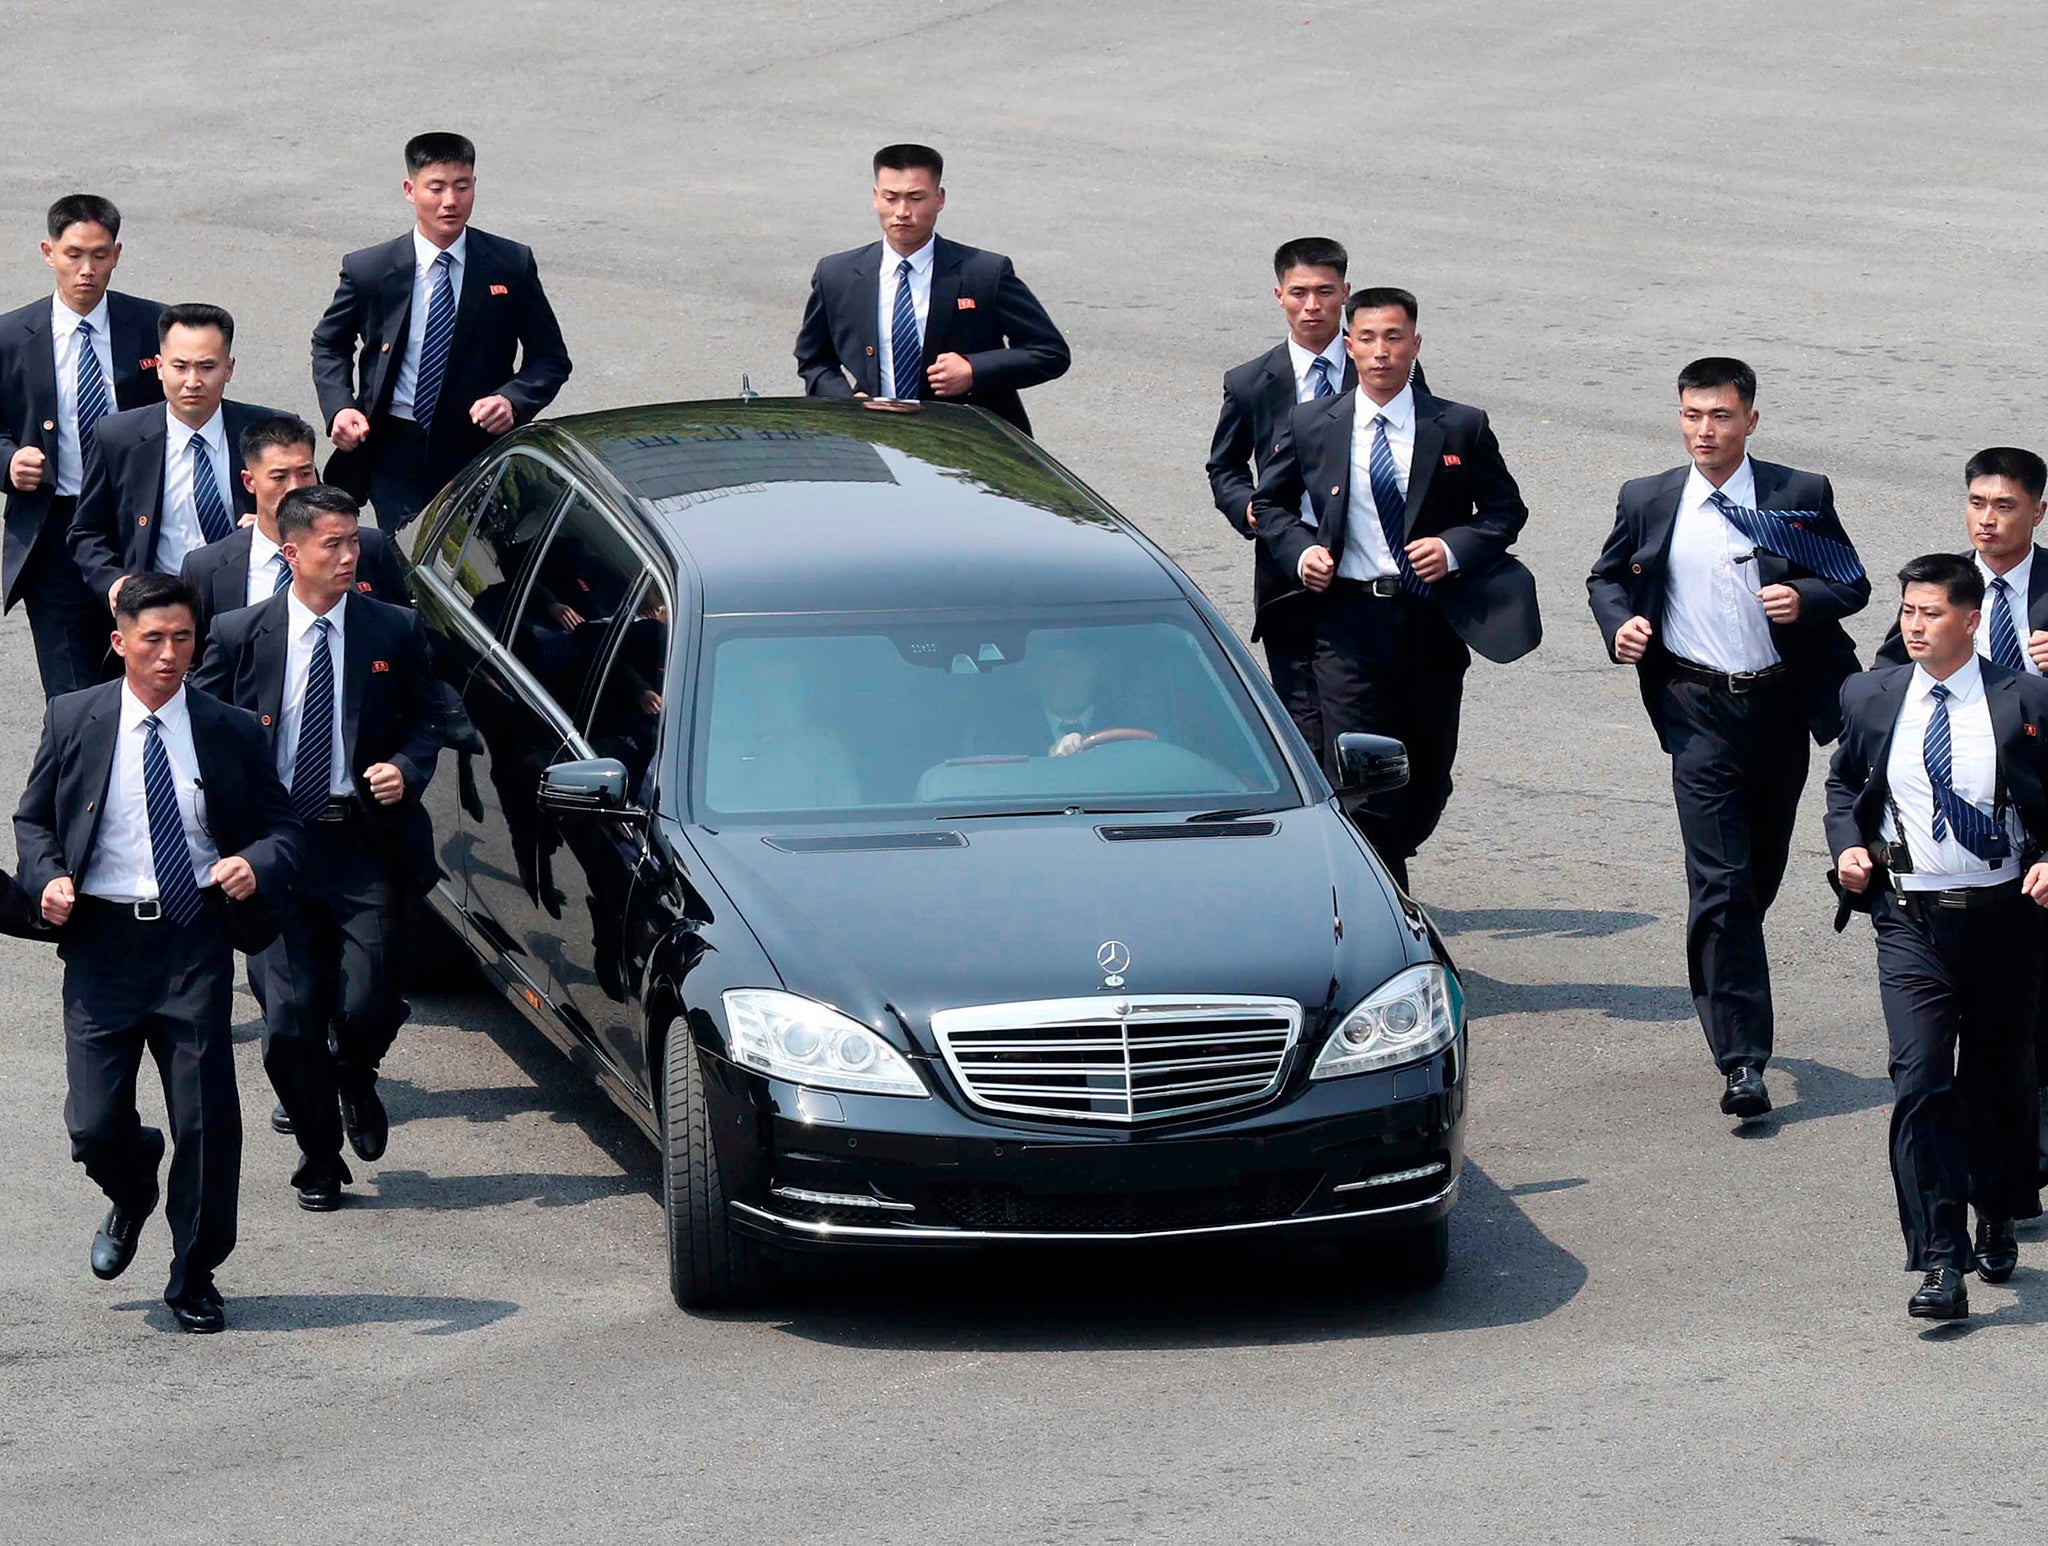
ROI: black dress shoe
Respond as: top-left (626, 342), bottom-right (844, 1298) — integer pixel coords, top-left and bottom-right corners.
top-left (339, 1078), bottom-right (387, 1162)
top-left (1909, 1267), bottom-right (1969, 1320)
top-left (296, 1170), bottom-right (345, 1212)
top-left (89, 1188), bottom-right (157, 1282)
top-left (1720, 1064), bottom-right (1771, 1120)
top-left (167, 1293), bottom-right (225, 1334)
top-left (270, 1103), bottom-right (294, 1137)
top-left (1974, 1216), bottom-right (2018, 1284)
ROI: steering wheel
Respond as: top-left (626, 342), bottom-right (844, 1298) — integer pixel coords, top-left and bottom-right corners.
top-left (1073, 728), bottom-right (1158, 752)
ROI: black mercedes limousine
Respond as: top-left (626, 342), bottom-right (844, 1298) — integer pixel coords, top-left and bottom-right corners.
top-left (399, 397), bottom-right (1467, 1308)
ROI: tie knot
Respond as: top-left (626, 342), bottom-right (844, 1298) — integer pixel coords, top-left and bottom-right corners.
top-left (1992, 575), bottom-right (2010, 594)
top-left (899, 257), bottom-right (913, 276)
top-left (1372, 411), bottom-right (1390, 428)
top-left (142, 713), bottom-right (162, 733)
top-left (312, 614), bottom-right (332, 637)
top-left (434, 250), bottom-right (452, 269)
top-left (78, 318), bottom-right (93, 336)
top-left (1931, 682), bottom-right (1951, 703)
top-left (190, 430), bottom-right (208, 453)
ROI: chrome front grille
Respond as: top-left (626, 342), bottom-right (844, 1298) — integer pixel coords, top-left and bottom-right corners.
top-left (929, 995), bottom-right (1302, 1124)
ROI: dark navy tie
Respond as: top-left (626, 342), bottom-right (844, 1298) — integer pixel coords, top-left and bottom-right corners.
top-left (414, 250), bottom-right (457, 432)
top-left (272, 551), bottom-right (293, 595)
top-left (76, 319), bottom-right (111, 462)
top-left (1708, 490), bottom-right (1865, 585)
top-left (1308, 356), bottom-right (1335, 400)
top-left (889, 258), bottom-right (921, 401)
top-left (1924, 681), bottom-right (2010, 861)
top-left (291, 615), bottom-right (336, 822)
top-left (141, 715), bottom-right (203, 925)
top-left (1988, 576), bottom-right (2026, 672)
top-left (1369, 413), bottom-right (1429, 597)
top-left (189, 433), bottom-right (233, 544)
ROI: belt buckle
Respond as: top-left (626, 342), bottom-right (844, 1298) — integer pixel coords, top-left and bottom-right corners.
top-left (133, 898), bottom-right (162, 921)
top-left (1369, 577), bottom-right (1399, 599)
top-left (1727, 670), bottom-right (1755, 696)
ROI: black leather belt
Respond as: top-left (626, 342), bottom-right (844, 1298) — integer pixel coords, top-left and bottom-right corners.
top-left (73, 887), bottom-right (224, 924)
top-left (1666, 657), bottom-right (1790, 694)
top-left (312, 797), bottom-right (356, 824)
top-left (1327, 576), bottom-right (1405, 599)
top-left (1898, 877), bottom-right (2025, 913)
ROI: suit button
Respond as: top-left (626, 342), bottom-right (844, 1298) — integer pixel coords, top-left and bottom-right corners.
top-left (41, 418), bottom-right (54, 431)
top-left (137, 516), bottom-right (149, 527)
top-left (1330, 485), bottom-right (1340, 496)
top-left (261, 714), bottom-right (273, 726)
top-left (1631, 564), bottom-right (1643, 574)
top-left (864, 346), bottom-right (875, 356)
top-left (85, 801), bottom-right (94, 812)
top-left (381, 342), bottom-right (392, 352)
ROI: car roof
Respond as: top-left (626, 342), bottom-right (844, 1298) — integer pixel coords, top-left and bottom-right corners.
top-left (545, 399), bottom-right (1186, 616)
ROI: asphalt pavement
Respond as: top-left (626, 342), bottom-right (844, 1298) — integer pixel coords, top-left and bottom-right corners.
top-left (4, 3), bottom-right (2047, 1541)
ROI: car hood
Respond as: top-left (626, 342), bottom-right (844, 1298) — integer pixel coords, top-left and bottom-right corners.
top-left (689, 806), bottom-right (1427, 1055)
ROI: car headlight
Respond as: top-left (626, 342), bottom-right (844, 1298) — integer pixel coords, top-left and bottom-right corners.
top-left (722, 990), bottom-right (929, 1098)
top-left (1310, 963), bottom-right (1461, 1080)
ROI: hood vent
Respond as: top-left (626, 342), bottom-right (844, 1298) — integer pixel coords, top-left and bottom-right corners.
top-left (1096, 821), bottom-right (1277, 841)
top-left (762, 831), bottom-right (967, 854)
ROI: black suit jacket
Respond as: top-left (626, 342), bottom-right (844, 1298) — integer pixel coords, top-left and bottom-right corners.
top-left (311, 227), bottom-right (572, 496)
top-left (1251, 386), bottom-right (1540, 664)
top-left (180, 522), bottom-right (409, 647)
top-left (67, 399), bottom-right (281, 600)
top-left (1823, 661), bottom-right (2048, 863)
top-left (794, 235), bottom-right (1070, 436)
top-left (1587, 459), bottom-right (1869, 747)
top-left (12, 681), bottom-right (303, 952)
top-left (191, 590), bottom-right (443, 895)
top-left (0, 292), bottom-right (166, 605)
top-left (1874, 544), bottom-right (2048, 667)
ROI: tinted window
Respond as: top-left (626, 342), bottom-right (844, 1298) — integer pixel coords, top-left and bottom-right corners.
top-left (696, 605), bottom-right (1291, 820)
top-left (426, 465), bottom-right (493, 586)
top-left (580, 577), bottom-right (671, 803)
top-left (448, 455), bottom-right (570, 633)
top-left (507, 493), bottom-right (653, 715)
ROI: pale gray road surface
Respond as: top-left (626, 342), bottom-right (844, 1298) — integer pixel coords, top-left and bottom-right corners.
top-left (3, 3), bottom-right (2046, 1541)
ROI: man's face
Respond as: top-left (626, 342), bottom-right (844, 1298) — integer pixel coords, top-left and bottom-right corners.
top-left (1965, 475), bottom-right (2045, 566)
top-left (1678, 385), bottom-right (1757, 477)
top-left (284, 512), bottom-right (361, 601)
top-left (1032, 640), bottom-right (1100, 719)
top-left (873, 166), bottom-right (944, 255)
top-left (242, 441), bottom-right (319, 530)
top-left (158, 324), bottom-right (234, 423)
top-left (405, 161), bottom-right (476, 246)
top-left (1898, 581), bottom-right (1980, 664)
top-left (42, 221), bottom-right (120, 314)
top-left (1275, 265), bottom-right (1348, 352)
top-left (112, 603), bottom-right (196, 694)
top-left (1345, 306), bottom-right (1421, 401)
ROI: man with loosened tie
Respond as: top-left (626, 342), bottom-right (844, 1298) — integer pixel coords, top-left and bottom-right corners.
top-left (12, 571), bottom-right (300, 1333)
top-left (1589, 357), bottom-right (1870, 1124)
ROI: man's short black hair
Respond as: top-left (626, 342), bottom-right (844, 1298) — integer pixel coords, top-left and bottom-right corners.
top-left (1678, 356), bottom-right (1757, 407)
top-left (114, 570), bottom-right (196, 625)
top-left (406, 133), bottom-right (476, 174)
top-left (873, 143), bottom-right (943, 182)
top-left (1345, 287), bottom-right (1418, 326)
top-left (1964, 446), bottom-right (2048, 503)
top-left (47, 194), bottom-right (121, 242)
top-left (1273, 237), bottom-right (1348, 282)
top-left (240, 414), bottom-right (317, 468)
top-left (158, 303), bottom-right (234, 351)
top-left (278, 484), bottom-right (361, 546)
top-left (1898, 552), bottom-right (1984, 610)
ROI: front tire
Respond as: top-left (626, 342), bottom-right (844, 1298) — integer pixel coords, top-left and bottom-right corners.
top-left (663, 1026), bottom-right (766, 1309)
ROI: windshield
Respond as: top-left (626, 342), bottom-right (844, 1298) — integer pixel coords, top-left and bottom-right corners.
top-left (692, 604), bottom-right (1296, 822)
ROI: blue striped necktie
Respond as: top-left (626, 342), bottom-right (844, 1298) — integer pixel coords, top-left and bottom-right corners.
top-left (189, 433), bottom-right (234, 544)
top-left (1988, 576), bottom-right (2026, 671)
top-left (76, 318), bottom-right (111, 462)
top-left (1708, 490), bottom-right (1865, 585)
top-left (414, 250), bottom-right (457, 432)
top-left (889, 258), bottom-right (921, 401)
top-left (141, 715), bottom-right (204, 925)
top-left (291, 615), bottom-right (337, 822)
top-left (272, 550), bottom-right (293, 595)
top-left (1369, 412), bottom-right (1430, 596)
top-left (1924, 681), bottom-right (2011, 860)
top-left (1308, 356), bottom-right (1334, 399)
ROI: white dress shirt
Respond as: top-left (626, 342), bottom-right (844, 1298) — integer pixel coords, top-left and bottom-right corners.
top-left (1880, 657), bottom-right (2022, 889)
top-left (1328, 384), bottom-right (1418, 583)
top-left (78, 684), bottom-right (220, 903)
top-left (1662, 458), bottom-right (1780, 674)
top-left (157, 406), bottom-right (235, 575)
top-left (50, 293), bottom-right (116, 497)
top-left (391, 228), bottom-right (469, 420)
top-left (876, 236), bottom-right (935, 400)
top-left (1976, 549), bottom-right (2040, 676)
top-left (246, 527), bottom-right (290, 607)
top-left (276, 592), bottom-right (351, 799)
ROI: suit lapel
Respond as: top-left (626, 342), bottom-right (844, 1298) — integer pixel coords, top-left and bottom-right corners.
top-left (137, 410), bottom-right (169, 552)
top-left (340, 593), bottom-right (368, 772)
top-left (375, 239), bottom-right (416, 373)
top-left (1402, 396), bottom-right (1445, 540)
top-left (922, 238), bottom-right (962, 367)
top-left (252, 597), bottom-right (291, 743)
top-left (219, 529), bottom-right (254, 612)
top-left (221, 403), bottom-right (258, 514)
top-left (448, 231), bottom-right (491, 362)
top-left (73, 691), bottom-right (121, 875)
top-left (1312, 392), bottom-right (1355, 556)
top-left (850, 244), bottom-right (883, 396)
top-left (1643, 467), bottom-right (1690, 578)
top-left (108, 295), bottom-right (153, 408)
top-left (2028, 544), bottom-right (2048, 633)
top-left (24, 307), bottom-right (57, 444)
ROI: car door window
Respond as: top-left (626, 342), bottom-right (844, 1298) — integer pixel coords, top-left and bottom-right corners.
top-left (578, 576), bottom-right (671, 803)
top-left (448, 455), bottom-right (572, 634)
top-left (505, 492), bottom-right (654, 718)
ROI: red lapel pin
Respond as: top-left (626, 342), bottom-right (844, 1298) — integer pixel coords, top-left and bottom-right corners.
top-left (956, 297), bottom-right (977, 310)
top-left (371, 660), bottom-right (390, 674)
top-left (489, 284), bottom-right (509, 296)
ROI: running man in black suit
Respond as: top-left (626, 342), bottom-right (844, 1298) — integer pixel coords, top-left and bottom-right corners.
top-left (1588, 357), bottom-right (1869, 1121)
top-left (13, 571), bottom-right (300, 1332)
top-left (1253, 287), bottom-right (1540, 890)
top-left (311, 133), bottom-right (572, 531)
top-left (0, 196), bottom-right (166, 697)
top-left (194, 486), bottom-right (442, 1209)
top-left (795, 144), bottom-right (1070, 436)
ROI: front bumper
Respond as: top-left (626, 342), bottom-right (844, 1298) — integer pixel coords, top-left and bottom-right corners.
top-left (704, 1036), bottom-right (1464, 1251)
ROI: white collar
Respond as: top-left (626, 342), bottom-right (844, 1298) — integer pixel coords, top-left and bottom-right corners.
top-left (1286, 335), bottom-right (1346, 385)
top-left (52, 291), bottom-right (111, 339)
top-left (1912, 654), bottom-right (1986, 706)
top-left (167, 403), bottom-right (227, 449)
top-left (1682, 455), bottom-right (1758, 513)
top-left (286, 588), bottom-right (347, 642)
top-left (1979, 547), bottom-right (2034, 597)
top-left (250, 524), bottom-right (282, 564)
top-left (120, 681), bottom-right (189, 734)
top-left (412, 227), bottom-right (469, 272)
top-left (1353, 381), bottom-right (1415, 430)
top-left (882, 235), bottom-right (937, 276)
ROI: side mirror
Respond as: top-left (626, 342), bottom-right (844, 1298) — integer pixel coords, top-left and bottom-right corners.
top-left (538, 757), bottom-right (639, 817)
top-left (1334, 732), bottom-right (1409, 794)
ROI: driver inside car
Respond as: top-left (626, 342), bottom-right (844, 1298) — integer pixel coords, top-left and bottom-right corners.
top-left (964, 633), bottom-right (1152, 759)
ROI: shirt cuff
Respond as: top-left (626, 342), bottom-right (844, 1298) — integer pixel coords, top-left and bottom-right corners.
top-left (1440, 537), bottom-right (1460, 574)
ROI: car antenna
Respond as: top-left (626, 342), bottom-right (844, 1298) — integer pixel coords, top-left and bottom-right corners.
top-left (739, 374), bottom-right (759, 403)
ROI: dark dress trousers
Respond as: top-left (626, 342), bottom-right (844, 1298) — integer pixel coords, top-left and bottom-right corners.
top-left (1587, 459), bottom-right (1868, 1073)
top-left (1251, 386), bottom-right (1539, 885)
top-left (794, 235), bottom-right (1070, 436)
top-left (180, 522), bottom-right (410, 648)
top-left (67, 399), bottom-right (279, 603)
top-left (1824, 662), bottom-right (2047, 1270)
top-left (12, 682), bottom-right (301, 1303)
top-left (0, 292), bottom-right (166, 696)
top-left (193, 591), bottom-right (442, 1181)
top-left (311, 228), bottom-right (571, 528)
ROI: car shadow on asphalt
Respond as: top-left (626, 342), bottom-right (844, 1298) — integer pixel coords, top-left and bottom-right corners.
top-left (112, 1292), bottom-right (519, 1336)
top-left (1916, 1267), bottom-right (2048, 1339)
top-left (1429, 906), bottom-right (1656, 941)
top-left (359, 1166), bottom-right (654, 1210)
top-left (736, 1161), bottom-right (1587, 1352)
top-left (1728, 1056), bottom-right (1892, 1138)
top-left (1455, 970), bottom-right (1694, 1023)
